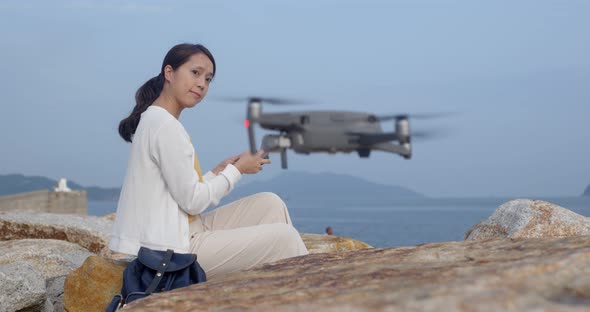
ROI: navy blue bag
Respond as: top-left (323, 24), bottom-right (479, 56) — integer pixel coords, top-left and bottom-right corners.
top-left (106, 247), bottom-right (206, 311)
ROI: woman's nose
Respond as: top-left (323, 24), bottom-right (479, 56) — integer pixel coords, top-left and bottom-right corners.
top-left (196, 78), bottom-right (206, 89)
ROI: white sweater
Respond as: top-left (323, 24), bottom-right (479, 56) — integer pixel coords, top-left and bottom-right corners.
top-left (109, 105), bottom-right (241, 255)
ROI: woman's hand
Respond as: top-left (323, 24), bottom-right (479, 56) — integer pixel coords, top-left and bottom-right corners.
top-left (211, 154), bottom-right (241, 175)
top-left (233, 150), bottom-right (271, 174)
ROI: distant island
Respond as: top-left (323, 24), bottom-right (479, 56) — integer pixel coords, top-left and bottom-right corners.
top-left (1, 172), bottom-right (423, 204)
top-left (0, 174), bottom-right (120, 201)
top-left (584, 184), bottom-right (590, 196)
top-left (220, 171), bottom-right (425, 206)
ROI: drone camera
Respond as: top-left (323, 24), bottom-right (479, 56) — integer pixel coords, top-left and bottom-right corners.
top-left (261, 134), bottom-right (291, 169)
top-left (262, 134), bottom-right (292, 151)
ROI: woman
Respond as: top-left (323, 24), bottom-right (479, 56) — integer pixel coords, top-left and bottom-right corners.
top-left (109, 43), bottom-right (308, 279)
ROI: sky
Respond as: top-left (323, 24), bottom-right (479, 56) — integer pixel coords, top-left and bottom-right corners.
top-left (0, 0), bottom-right (589, 198)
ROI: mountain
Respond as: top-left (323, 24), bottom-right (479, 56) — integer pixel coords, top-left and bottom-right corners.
top-left (1, 172), bottom-right (423, 204)
top-left (221, 171), bottom-right (424, 205)
top-left (0, 174), bottom-right (120, 201)
top-left (584, 185), bottom-right (590, 196)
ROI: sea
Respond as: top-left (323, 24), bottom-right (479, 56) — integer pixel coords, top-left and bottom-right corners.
top-left (88, 196), bottom-right (590, 248)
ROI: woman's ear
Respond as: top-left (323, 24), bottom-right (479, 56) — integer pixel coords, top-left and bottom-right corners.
top-left (163, 65), bottom-right (174, 82)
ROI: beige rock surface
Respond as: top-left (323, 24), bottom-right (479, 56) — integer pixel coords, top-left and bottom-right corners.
top-left (0, 239), bottom-right (93, 280)
top-left (101, 213), bottom-right (116, 221)
top-left (62, 234), bottom-right (370, 312)
top-left (126, 236), bottom-right (590, 312)
top-left (0, 211), bottom-right (111, 253)
top-left (465, 199), bottom-right (590, 240)
top-left (300, 233), bottom-right (372, 253)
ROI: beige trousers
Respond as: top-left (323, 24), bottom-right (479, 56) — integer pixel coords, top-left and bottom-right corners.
top-left (189, 192), bottom-right (309, 280)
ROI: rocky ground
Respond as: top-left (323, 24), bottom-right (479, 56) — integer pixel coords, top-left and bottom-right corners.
top-left (1, 199), bottom-right (589, 312)
top-left (128, 236), bottom-right (590, 312)
top-left (0, 211), bottom-right (370, 312)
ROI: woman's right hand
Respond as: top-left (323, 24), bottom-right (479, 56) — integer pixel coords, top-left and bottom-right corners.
top-left (233, 150), bottom-right (271, 174)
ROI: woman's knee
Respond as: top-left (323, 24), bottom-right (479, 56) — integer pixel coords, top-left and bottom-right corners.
top-left (271, 224), bottom-right (301, 243)
top-left (271, 224), bottom-right (308, 256)
top-left (254, 192), bottom-right (286, 209)
top-left (254, 192), bottom-right (289, 219)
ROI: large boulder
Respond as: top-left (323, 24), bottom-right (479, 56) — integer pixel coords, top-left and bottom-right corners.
top-left (63, 256), bottom-right (127, 312)
top-left (0, 262), bottom-right (48, 312)
top-left (126, 236), bottom-right (590, 311)
top-left (0, 239), bottom-right (94, 312)
top-left (0, 211), bottom-right (112, 253)
top-left (465, 199), bottom-right (590, 240)
top-left (63, 234), bottom-right (371, 312)
top-left (0, 239), bottom-right (94, 279)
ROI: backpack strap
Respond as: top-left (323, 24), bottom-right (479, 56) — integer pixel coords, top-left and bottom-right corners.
top-left (144, 249), bottom-right (174, 295)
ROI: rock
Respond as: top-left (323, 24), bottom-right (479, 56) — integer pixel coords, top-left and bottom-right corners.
top-left (0, 239), bottom-right (94, 312)
top-left (101, 213), bottom-right (116, 221)
top-left (63, 256), bottom-right (127, 312)
top-left (584, 185), bottom-right (590, 196)
top-left (465, 199), bottom-right (590, 240)
top-left (0, 239), bottom-right (94, 281)
top-left (0, 211), bottom-right (112, 253)
top-left (300, 233), bottom-right (372, 253)
top-left (63, 234), bottom-right (371, 312)
top-left (0, 212), bottom-right (372, 258)
top-left (126, 236), bottom-right (590, 311)
top-left (0, 262), bottom-right (46, 312)
top-left (47, 276), bottom-right (65, 312)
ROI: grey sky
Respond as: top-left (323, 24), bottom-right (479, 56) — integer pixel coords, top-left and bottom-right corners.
top-left (1, 0), bottom-right (588, 197)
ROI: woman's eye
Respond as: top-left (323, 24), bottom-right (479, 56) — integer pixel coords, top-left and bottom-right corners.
top-left (205, 77), bottom-right (212, 83)
top-left (192, 70), bottom-right (200, 75)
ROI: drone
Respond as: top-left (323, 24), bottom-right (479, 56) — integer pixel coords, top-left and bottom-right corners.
top-left (226, 97), bottom-right (448, 169)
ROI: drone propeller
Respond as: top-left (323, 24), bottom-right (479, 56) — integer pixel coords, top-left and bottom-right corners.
top-left (348, 129), bottom-right (448, 145)
top-left (411, 129), bottom-right (451, 140)
top-left (214, 96), bottom-right (309, 105)
top-left (350, 132), bottom-right (398, 145)
top-left (375, 112), bottom-right (456, 121)
top-left (346, 112), bottom-right (456, 123)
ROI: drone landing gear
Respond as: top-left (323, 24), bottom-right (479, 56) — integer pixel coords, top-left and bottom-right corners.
top-left (373, 143), bottom-right (412, 159)
top-left (280, 148), bottom-right (288, 169)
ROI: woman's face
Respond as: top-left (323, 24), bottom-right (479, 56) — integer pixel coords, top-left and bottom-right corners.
top-left (165, 53), bottom-right (214, 109)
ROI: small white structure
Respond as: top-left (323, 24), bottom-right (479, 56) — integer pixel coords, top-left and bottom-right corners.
top-left (54, 178), bottom-right (72, 192)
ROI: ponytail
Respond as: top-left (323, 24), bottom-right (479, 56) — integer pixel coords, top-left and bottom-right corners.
top-left (118, 74), bottom-right (164, 142)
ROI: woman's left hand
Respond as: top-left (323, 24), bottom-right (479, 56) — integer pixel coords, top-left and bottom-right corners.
top-left (212, 154), bottom-right (241, 175)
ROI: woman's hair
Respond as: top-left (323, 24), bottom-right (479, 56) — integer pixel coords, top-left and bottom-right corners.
top-left (118, 43), bottom-right (216, 142)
